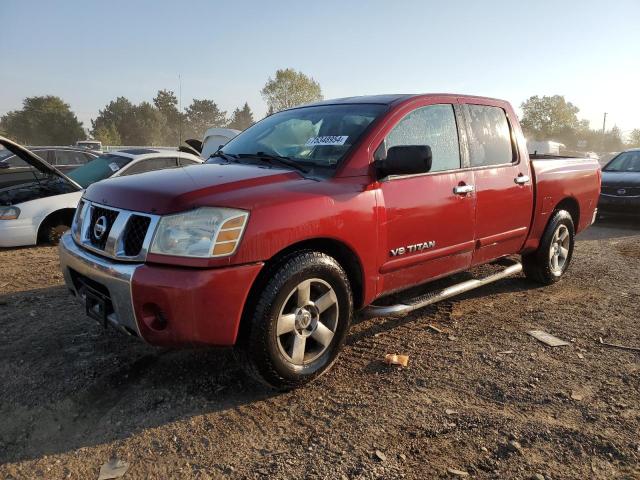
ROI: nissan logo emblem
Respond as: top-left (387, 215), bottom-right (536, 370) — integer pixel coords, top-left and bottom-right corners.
top-left (93, 216), bottom-right (108, 240)
top-left (617, 188), bottom-right (627, 195)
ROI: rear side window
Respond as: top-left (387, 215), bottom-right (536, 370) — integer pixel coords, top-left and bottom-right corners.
top-left (466, 105), bottom-right (514, 167)
top-left (123, 157), bottom-right (177, 175)
top-left (383, 104), bottom-right (461, 172)
top-left (55, 149), bottom-right (89, 166)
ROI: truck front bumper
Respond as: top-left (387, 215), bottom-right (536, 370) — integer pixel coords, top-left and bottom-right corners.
top-left (59, 233), bottom-right (263, 346)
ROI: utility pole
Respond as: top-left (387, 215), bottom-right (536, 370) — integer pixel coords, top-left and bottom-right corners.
top-left (178, 74), bottom-right (183, 147)
top-left (601, 112), bottom-right (607, 152)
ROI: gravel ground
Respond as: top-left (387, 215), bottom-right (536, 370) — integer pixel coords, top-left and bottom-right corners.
top-left (0, 219), bottom-right (639, 480)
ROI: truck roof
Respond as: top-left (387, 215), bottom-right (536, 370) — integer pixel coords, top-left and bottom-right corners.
top-left (296, 93), bottom-right (508, 109)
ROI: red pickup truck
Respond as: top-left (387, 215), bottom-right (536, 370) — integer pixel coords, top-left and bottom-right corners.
top-left (59, 94), bottom-right (601, 389)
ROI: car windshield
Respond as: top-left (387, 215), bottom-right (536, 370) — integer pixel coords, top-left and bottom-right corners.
top-left (68, 154), bottom-right (132, 188)
top-left (604, 151), bottom-right (640, 172)
top-left (212, 103), bottom-right (387, 169)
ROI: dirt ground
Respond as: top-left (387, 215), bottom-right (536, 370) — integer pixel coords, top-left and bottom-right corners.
top-left (1, 218), bottom-right (639, 480)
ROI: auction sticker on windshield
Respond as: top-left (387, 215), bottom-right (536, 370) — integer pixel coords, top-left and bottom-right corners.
top-left (305, 136), bottom-right (349, 146)
top-left (108, 163), bottom-right (120, 172)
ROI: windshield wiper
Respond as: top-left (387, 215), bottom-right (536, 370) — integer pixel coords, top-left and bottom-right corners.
top-left (209, 150), bottom-right (239, 163)
top-left (237, 152), bottom-right (309, 174)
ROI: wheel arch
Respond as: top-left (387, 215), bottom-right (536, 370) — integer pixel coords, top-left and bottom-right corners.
top-left (236, 237), bottom-right (365, 345)
top-left (37, 208), bottom-right (76, 243)
top-left (554, 197), bottom-right (580, 229)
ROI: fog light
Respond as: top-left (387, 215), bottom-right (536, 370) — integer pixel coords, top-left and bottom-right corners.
top-left (142, 303), bottom-right (168, 331)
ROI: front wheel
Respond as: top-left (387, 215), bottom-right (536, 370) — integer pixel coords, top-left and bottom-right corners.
top-left (235, 252), bottom-right (353, 390)
top-left (523, 210), bottom-right (575, 285)
top-left (40, 221), bottom-right (70, 245)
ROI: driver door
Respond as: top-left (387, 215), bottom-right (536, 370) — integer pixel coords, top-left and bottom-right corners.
top-left (376, 102), bottom-right (477, 294)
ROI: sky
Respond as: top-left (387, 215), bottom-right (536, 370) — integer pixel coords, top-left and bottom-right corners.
top-left (1, 0), bottom-right (639, 136)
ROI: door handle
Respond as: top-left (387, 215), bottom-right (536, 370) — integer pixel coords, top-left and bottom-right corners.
top-left (515, 175), bottom-right (530, 185)
top-left (453, 184), bottom-right (475, 195)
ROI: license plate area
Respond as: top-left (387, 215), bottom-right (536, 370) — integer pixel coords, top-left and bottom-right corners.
top-left (80, 281), bottom-right (112, 327)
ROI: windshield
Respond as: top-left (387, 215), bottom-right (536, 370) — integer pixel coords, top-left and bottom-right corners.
top-left (68, 154), bottom-right (131, 188)
top-left (604, 151), bottom-right (640, 172)
top-left (213, 104), bottom-right (387, 169)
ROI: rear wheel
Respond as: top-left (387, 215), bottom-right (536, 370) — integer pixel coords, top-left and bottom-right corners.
top-left (235, 252), bottom-right (353, 390)
top-left (523, 210), bottom-right (575, 285)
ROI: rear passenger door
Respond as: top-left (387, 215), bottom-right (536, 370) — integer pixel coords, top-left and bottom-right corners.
top-left (462, 103), bottom-right (533, 265)
top-left (376, 102), bottom-right (477, 293)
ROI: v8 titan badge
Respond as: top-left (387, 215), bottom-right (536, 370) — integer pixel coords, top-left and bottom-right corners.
top-left (390, 241), bottom-right (436, 257)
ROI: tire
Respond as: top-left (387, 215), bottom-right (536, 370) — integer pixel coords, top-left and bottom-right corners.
top-left (522, 210), bottom-right (575, 285)
top-left (235, 251), bottom-right (353, 390)
top-left (40, 221), bottom-right (71, 245)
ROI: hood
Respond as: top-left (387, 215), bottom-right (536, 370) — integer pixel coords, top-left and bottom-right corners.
top-left (601, 171), bottom-right (640, 187)
top-left (84, 162), bottom-right (306, 214)
top-left (0, 136), bottom-right (82, 190)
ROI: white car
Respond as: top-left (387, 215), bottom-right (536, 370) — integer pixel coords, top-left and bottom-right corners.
top-left (0, 137), bottom-right (203, 247)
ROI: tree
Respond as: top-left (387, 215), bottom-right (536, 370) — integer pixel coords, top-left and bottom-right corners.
top-left (90, 96), bottom-right (135, 145)
top-left (0, 96), bottom-right (84, 145)
top-left (261, 68), bottom-right (323, 113)
top-left (520, 95), bottom-right (581, 143)
top-left (128, 102), bottom-right (166, 146)
top-left (184, 99), bottom-right (227, 139)
top-left (153, 89), bottom-right (183, 145)
top-left (603, 125), bottom-right (624, 152)
top-left (92, 123), bottom-right (121, 145)
top-left (227, 102), bottom-right (255, 131)
top-left (91, 97), bottom-right (165, 145)
top-left (627, 129), bottom-right (640, 148)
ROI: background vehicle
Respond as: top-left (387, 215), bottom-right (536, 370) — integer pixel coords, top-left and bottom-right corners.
top-left (58, 94), bottom-right (601, 389)
top-left (0, 146), bottom-right (99, 188)
top-left (0, 137), bottom-right (203, 247)
top-left (598, 148), bottom-right (640, 217)
top-left (75, 140), bottom-right (102, 151)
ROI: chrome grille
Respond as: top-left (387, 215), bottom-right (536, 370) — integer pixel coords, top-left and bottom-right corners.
top-left (88, 206), bottom-right (119, 249)
top-left (73, 200), bottom-right (159, 262)
top-left (123, 215), bottom-right (152, 257)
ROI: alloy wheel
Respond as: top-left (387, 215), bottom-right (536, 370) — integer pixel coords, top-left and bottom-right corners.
top-left (276, 278), bottom-right (339, 365)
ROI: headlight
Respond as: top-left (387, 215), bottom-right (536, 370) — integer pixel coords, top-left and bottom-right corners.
top-left (150, 207), bottom-right (249, 258)
top-left (0, 206), bottom-right (20, 220)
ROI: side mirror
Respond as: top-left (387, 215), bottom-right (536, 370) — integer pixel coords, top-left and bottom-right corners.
top-left (0, 160), bottom-right (9, 169)
top-left (376, 145), bottom-right (432, 178)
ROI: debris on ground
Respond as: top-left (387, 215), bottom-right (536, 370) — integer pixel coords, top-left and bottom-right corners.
top-left (374, 450), bottom-right (386, 462)
top-left (571, 391), bottom-right (584, 401)
top-left (527, 330), bottom-right (570, 347)
top-left (384, 353), bottom-right (409, 367)
top-left (508, 440), bottom-right (523, 454)
top-left (445, 409), bottom-right (458, 415)
top-left (447, 467), bottom-right (469, 477)
top-left (427, 324), bottom-right (443, 334)
top-left (598, 336), bottom-right (640, 352)
top-left (98, 459), bottom-right (129, 480)
top-left (497, 350), bottom-right (514, 355)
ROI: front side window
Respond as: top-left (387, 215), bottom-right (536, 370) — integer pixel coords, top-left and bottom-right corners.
top-left (466, 105), bottom-right (514, 167)
top-left (380, 104), bottom-right (461, 172)
top-left (604, 151), bottom-right (640, 172)
top-left (217, 104), bottom-right (386, 169)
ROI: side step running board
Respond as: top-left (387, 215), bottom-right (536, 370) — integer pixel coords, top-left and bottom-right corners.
top-left (362, 259), bottom-right (523, 318)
